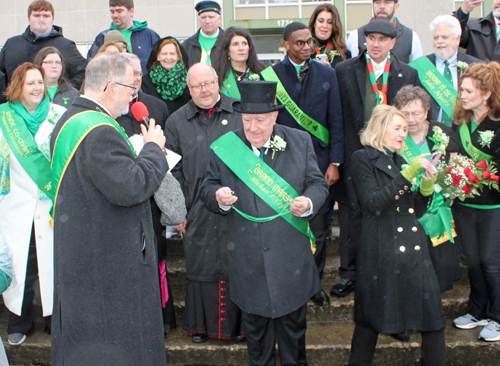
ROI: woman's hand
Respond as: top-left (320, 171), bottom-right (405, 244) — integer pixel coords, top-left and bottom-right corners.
top-left (417, 153), bottom-right (432, 171)
top-left (422, 166), bottom-right (437, 180)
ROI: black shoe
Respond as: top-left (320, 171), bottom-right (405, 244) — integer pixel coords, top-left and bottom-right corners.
top-left (391, 331), bottom-right (410, 342)
top-left (192, 333), bottom-right (209, 343)
top-left (330, 278), bottom-right (355, 297)
top-left (234, 335), bottom-right (246, 342)
top-left (311, 289), bottom-right (330, 306)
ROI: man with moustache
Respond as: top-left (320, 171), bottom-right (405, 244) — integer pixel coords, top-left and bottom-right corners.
top-left (261, 22), bottom-right (344, 307)
top-left (164, 63), bottom-right (244, 343)
top-left (183, 1), bottom-right (224, 67)
top-left (346, 0), bottom-right (423, 63)
top-left (333, 20), bottom-right (420, 304)
top-left (0, 0), bottom-right (86, 101)
top-left (410, 15), bottom-right (482, 126)
top-left (88, 0), bottom-right (160, 74)
top-left (454, 0), bottom-right (500, 62)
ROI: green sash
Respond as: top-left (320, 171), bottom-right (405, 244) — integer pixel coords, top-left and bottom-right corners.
top-left (211, 131), bottom-right (316, 252)
top-left (401, 135), bottom-right (430, 164)
top-left (409, 56), bottom-right (458, 125)
top-left (51, 111), bottom-right (136, 215)
top-left (261, 66), bottom-right (330, 145)
top-left (0, 104), bottom-right (54, 200)
top-left (221, 69), bottom-right (257, 100)
top-left (459, 122), bottom-right (494, 162)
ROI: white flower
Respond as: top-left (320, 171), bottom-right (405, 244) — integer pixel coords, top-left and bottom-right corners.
top-left (270, 135), bottom-right (287, 159)
top-left (456, 61), bottom-right (469, 75)
top-left (478, 130), bottom-right (495, 148)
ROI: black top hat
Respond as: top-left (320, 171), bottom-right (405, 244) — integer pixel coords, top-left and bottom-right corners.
top-left (195, 1), bottom-right (221, 15)
top-left (364, 20), bottom-right (397, 38)
top-left (232, 82), bottom-right (286, 114)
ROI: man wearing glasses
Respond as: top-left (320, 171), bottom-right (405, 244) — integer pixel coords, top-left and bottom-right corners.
top-left (164, 63), bottom-right (244, 344)
top-left (261, 22), bottom-right (344, 308)
top-left (50, 53), bottom-right (168, 365)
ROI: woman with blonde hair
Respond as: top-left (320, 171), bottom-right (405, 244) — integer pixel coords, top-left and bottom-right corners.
top-left (348, 104), bottom-right (445, 365)
top-left (451, 62), bottom-right (500, 341)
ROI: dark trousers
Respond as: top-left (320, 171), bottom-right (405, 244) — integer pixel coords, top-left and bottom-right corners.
top-left (8, 224), bottom-right (51, 334)
top-left (243, 304), bottom-right (307, 366)
top-left (310, 212), bottom-right (328, 280)
top-left (454, 204), bottom-right (500, 323)
top-left (348, 324), bottom-right (446, 366)
top-left (338, 206), bottom-right (360, 282)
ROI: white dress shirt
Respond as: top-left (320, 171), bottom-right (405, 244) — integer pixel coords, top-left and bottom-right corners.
top-left (435, 52), bottom-right (458, 123)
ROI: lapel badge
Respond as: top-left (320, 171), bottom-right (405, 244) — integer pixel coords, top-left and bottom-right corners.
top-left (388, 165), bottom-right (392, 169)
top-left (222, 119), bottom-right (228, 125)
top-left (398, 73), bottom-right (403, 77)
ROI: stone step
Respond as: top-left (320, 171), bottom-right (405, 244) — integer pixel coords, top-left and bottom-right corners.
top-left (3, 320), bottom-right (499, 366)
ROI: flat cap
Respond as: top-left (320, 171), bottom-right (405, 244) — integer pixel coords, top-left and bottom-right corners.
top-left (363, 20), bottom-right (397, 38)
top-left (195, 1), bottom-right (221, 15)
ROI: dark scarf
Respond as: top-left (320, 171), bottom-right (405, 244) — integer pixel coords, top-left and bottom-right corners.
top-left (149, 61), bottom-right (187, 101)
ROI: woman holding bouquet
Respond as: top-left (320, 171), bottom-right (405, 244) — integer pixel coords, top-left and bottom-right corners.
top-left (394, 85), bottom-right (462, 294)
top-left (451, 62), bottom-right (500, 342)
top-left (348, 105), bottom-right (445, 365)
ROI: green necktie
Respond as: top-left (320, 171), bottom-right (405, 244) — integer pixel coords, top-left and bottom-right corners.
top-left (441, 61), bottom-right (454, 127)
top-left (258, 147), bottom-right (266, 161)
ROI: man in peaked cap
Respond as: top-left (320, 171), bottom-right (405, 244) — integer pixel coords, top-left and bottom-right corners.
top-left (183, 1), bottom-right (224, 67)
top-left (200, 81), bottom-right (329, 365)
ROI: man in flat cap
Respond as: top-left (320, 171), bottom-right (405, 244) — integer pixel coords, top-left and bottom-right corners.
top-left (183, 1), bottom-right (224, 68)
top-left (332, 20), bottom-right (420, 303)
top-left (200, 81), bottom-right (329, 366)
top-left (346, 0), bottom-right (422, 64)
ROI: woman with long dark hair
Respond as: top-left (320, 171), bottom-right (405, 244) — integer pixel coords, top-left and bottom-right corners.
top-left (211, 27), bottom-right (264, 99)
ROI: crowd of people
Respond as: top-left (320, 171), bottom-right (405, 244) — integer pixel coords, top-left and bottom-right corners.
top-left (1, 0), bottom-right (500, 365)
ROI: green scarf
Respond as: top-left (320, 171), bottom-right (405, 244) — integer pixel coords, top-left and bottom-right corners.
top-left (110, 20), bottom-right (148, 32)
top-left (9, 97), bottom-right (50, 135)
top-left (149, 62), bottom-right (187, 101)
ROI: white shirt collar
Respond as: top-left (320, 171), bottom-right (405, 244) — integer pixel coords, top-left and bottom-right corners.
top-left (251, 138), bottom-right (271, 156)
top-left (81, 95), bottom-right (114, 117)
top-left (289, 58), bottom-right (306, 67)
top-left (200, 29), bottom-right (219, 39)
top-left (435, 51), bottom-right (458, 67)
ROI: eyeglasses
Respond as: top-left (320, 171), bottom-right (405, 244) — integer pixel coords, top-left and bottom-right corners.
top-left (189, 80), bottom-right (216, 92)
top-left (134, 71), bottom-right (143, 78)
top-left (402, 110), bottom-right (425, 119)
top-left (290, 38), bottom-right (315, 49)
top-left (42, 60), bottom-right (62, 67)
top-left (103, 81), bottom-right (137, 92)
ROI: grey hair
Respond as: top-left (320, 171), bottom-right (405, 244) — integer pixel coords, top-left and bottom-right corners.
top-left (186, 63), bottom-right (217, 85)
top-left (85, 53), bottom-right (133, 92)
top-left (429, 15), bottom-right (461, 38)
top-left (120, 52), bottom-right (141, 64)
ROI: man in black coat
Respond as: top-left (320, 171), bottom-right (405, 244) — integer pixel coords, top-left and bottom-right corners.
top-left (454, 0), bottom-right (500, 62)
top-left (182, 1), bottom-right (224, 67)
top-left (0, 0), bottom-right (86, 102)
top-left (50, 53), bottom-right (168, 366)
top-left (200, 81), bottom-right (329, 366)
top-left (333, 20), bottom-right (421, 298)
top-left (262, 22), bottom-right (344, 306)
top-left (164, 63), bottom-right (243, 343)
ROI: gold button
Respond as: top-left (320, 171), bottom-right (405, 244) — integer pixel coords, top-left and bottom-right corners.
top-left (399, 246), bottom-right (406, 252)
top-left (388, 165), bottom-right (392, 169)
top-left (399, 190), bottom-right (404, 195)
top-left (404, 186), bottom-right (409, 190)
top-left (412, 227), bottom-right (418, 232)
top-left (222, 119), bottom-right (228, 125)
top-left (415, 245), bottom-right (421, 251)
top-left (395, 195), bottom-right (400, 200)
top-left (409, 208), bottom-right (414, 213)
top-left (397, 207), bottom-right (400, 212)
top-left (397, 227), bottom-right (403, 232)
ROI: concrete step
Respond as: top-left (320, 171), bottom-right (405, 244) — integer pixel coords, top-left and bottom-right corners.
top-left (3, 320), bottom-right (500, 366)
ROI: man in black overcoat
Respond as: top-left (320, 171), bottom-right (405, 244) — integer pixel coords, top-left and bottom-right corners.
top-left (333, 20), bottom-right (421, 298)
top-left (50, 53), bottom-right (168, 366)
top-left (263, 22), bottom-right (344, 306)
top-left (200, 81), bottom-right (329, 365)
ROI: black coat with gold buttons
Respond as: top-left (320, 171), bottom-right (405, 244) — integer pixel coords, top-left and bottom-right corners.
top-left (350, 146), bottom-right (446, 334)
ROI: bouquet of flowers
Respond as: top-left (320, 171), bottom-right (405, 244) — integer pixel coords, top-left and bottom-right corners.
top-left (436, 155), bottom-right (500, 201)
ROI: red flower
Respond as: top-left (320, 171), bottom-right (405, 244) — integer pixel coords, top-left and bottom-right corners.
top-left (491, 174), bottom-right (500, 182)
top-left (463, 184), bottom-right (472, 194)
top-left (469, 175), bottom-right (480, 183)
top-left (464, 168), bottom-right (473, 177)
top-left (483, 170), bottom-right (491, 179)
top-left (478, 160), bottom-right (488, 169)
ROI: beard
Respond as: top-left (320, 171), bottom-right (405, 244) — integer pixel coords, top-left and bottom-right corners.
top-left (375, 9), bottom-right (395, 21)
top-left (494, 9), bottom-right (500, 19)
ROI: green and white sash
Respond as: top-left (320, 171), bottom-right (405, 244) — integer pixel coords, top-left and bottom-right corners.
top-left (459, 122), bottom-right (493, 162)
top-left (211, 131), bottom-right (316, 253)
top-left (409, 56), bottom-right (458, 125)
top-left (261, 66), bottom-right (329, 145)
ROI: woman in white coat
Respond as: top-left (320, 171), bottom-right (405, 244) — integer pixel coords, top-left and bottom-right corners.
top-left (0, 62), bottom-right (65, 345)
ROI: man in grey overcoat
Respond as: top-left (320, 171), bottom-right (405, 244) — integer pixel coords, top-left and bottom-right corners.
top-left (200, 81), bottom-right (329, 365)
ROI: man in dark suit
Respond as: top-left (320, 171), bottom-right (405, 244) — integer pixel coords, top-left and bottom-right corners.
top-left (333, 20), bottom-right (421, 299)
top-left (200, 81), bottom-right (329, 366)
top-left (413, 15), bottom-right (482, 125)
top-left (261, 22), bottom-right (344, 306)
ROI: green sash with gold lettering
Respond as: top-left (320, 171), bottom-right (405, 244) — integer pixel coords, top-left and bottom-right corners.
top-left (459, 122), bottom-right (494, 162)
top-left (0, 104), bottom-right (54, 200)
top-left (261, 66), bottom-right (330, 145)
top-left (51, 110), bottom-right (136, 216)
top-left (211, 131), bottom-right (316, 252)
top-left (409, 56), bottom-right (458, 125)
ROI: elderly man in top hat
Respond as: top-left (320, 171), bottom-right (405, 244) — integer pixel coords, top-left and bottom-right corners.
top-left (183, 1), bottom-right (224, 67)
top-left (200, 81), bottom-right (329, 366)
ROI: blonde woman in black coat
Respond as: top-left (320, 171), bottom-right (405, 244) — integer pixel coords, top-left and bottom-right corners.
top-left (348, 105), bottom-right (446, 366)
